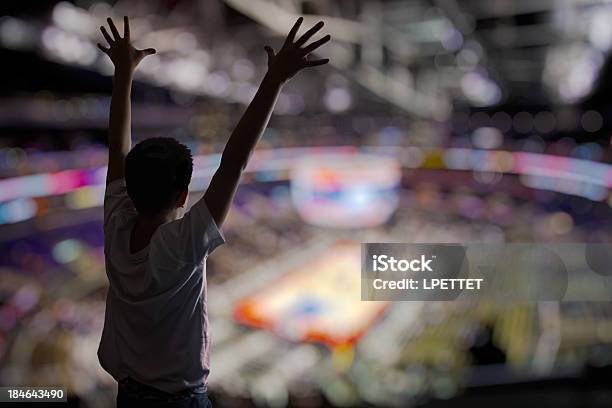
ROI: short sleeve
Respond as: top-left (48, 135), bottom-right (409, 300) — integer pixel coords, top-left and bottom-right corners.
top-left (104, 178), bottom-right (135, 228)
top-left (155, 198), bottom-right (225, 265)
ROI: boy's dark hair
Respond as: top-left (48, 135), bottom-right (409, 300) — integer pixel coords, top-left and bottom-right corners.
top-left (125, 137), bottom-right (193, 215)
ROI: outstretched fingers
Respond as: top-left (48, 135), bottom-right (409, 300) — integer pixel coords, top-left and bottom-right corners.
top-left (100, 25), bottom-right (114, 45)
top-left (107, 17), bottom-right (121, 41)
top-left (294, 21), bottom-right (324, 47)
top-left (284, 17), bottom-right (303, 47)
top-left (264, 46), bottom-right (275, 64)
top-left (303, 58), bottom-right (329, 68)
top-left (97, 43), bottom-right (110, 54)
top-left (300, 34), bottom-right (331, 56)
top-left (140, 48), bottom-right (156, 56)
top-left (133, 47), bottom-right (156, 62)
top-left (123, 16), bottom-right (130, 39)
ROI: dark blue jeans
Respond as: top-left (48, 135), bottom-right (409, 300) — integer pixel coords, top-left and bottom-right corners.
top-left (117, 378), bottom-right (212, 408)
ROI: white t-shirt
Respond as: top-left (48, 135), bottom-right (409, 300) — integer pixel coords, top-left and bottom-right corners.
top-left (98, 179), bottom-right (224, 393)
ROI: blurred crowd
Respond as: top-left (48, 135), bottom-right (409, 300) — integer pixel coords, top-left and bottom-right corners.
top-left (1, 1), bottom-right (612, 407)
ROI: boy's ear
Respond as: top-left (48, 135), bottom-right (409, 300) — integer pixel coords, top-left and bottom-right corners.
top-left (177, 189), bottom-right (188, 207)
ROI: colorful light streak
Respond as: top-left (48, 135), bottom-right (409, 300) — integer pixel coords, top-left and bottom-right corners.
top-left (0, 147), bottom-right (610, 224)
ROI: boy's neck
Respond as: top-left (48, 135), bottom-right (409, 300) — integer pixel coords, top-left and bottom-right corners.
top-left (130, 211), bottom-right (176, 254)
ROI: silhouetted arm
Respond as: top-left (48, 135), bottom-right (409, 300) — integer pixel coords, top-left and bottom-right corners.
top-left (97, 16), bottom-right (156, 184)
top-left (105, 70), bottom-right (132, 184)
top-left (204, 17), bottom-right (330, 227)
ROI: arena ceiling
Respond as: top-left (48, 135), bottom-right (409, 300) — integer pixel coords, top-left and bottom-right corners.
top-left (2, 0), bottom-right (612, 120)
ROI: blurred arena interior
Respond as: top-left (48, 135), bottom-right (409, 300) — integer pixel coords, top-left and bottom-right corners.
top-left (1, 0), bottom-right (612, 407)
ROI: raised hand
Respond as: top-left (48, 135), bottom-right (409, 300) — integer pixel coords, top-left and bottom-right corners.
top-left (264, 17), bottom-right (331, 83)
top-left (97, 16), bottom-right (156, 75)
